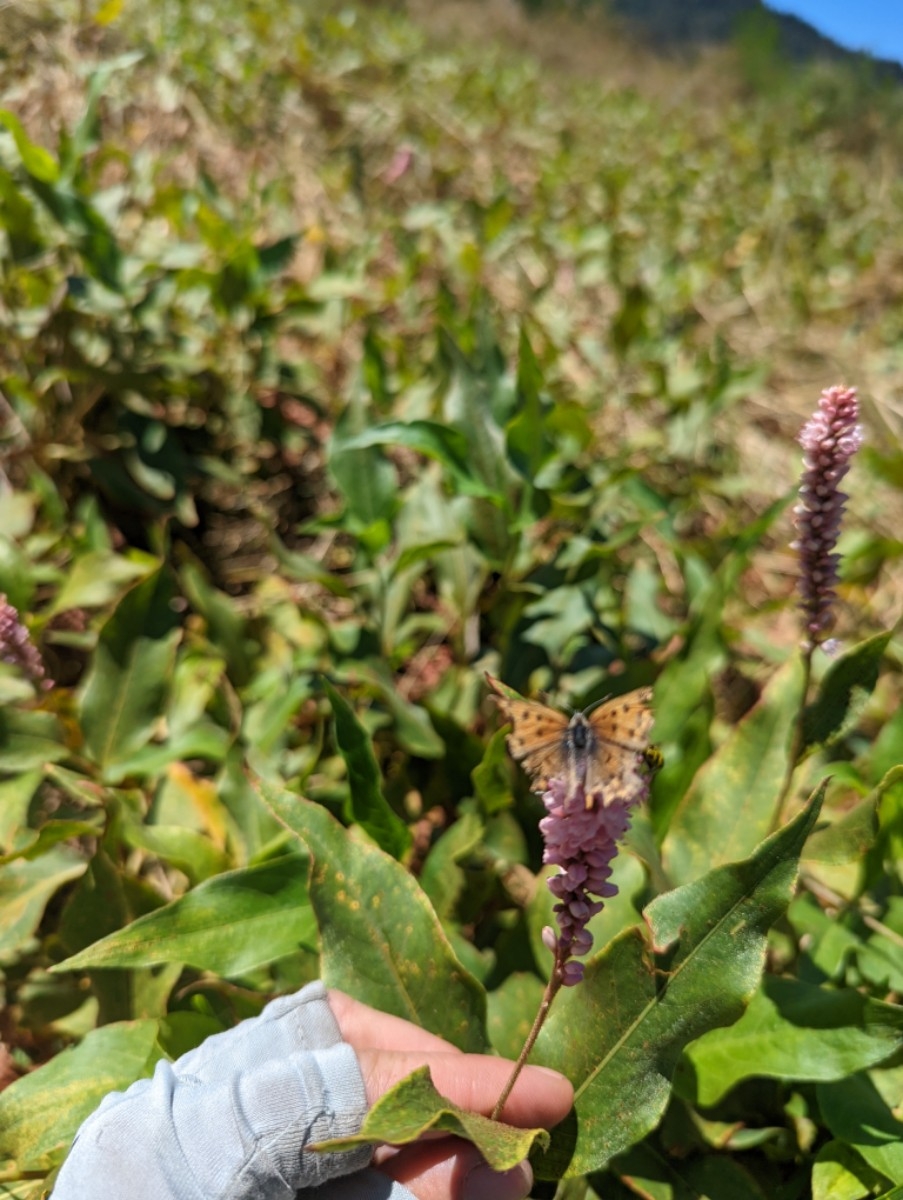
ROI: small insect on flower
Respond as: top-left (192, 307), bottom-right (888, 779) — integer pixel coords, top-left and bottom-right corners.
top-left (486, 674), bottom-right (655, 809)
top-left (642, 744), bottom-right (665, 773)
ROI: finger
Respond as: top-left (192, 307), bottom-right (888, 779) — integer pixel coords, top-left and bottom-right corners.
top-left (377, 1138), bottom-right (533, 1200)
top-left (356, 1048), bottom-right (574, 1127)
top-left (328, 991), bottom-right (462, 1055)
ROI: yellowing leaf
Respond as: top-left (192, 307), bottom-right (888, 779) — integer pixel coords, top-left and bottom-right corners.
top-left (94, 0), bottom-right (125, 25)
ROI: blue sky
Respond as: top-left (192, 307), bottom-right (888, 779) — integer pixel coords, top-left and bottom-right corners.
top-left (766, 2), bottom-right (903, 66)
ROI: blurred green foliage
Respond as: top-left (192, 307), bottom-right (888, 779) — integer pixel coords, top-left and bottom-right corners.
top-left (1, 1), bottom-right (902, 1196)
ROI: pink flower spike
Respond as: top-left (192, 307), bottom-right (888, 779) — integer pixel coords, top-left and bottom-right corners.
top-left (794, 385), bottom-right (863, 648)
top-left (539, 766), bottom-right (650, 987)
top-left (0, 595), bottom-right (52, 691)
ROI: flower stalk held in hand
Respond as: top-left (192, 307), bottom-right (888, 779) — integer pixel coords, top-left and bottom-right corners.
top-left (486, 676), bottom-right (656, 1119)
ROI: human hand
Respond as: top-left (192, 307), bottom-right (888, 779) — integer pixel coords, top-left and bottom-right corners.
top-left (329, 990), bottom-right (574, 1200)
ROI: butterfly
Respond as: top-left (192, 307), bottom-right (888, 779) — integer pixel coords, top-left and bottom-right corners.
top-left (486, 674), bottom-right (658, 808)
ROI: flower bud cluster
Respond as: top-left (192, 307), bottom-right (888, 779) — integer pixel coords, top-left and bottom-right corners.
top-left (793, 385), bottom-right (863, 646)
top-left (539, 776), bottom-right (648, 986)
top-left (0, 595), bottom-right (51, 690)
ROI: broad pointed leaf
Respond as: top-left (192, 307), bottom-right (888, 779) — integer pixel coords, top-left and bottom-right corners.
top-left (663, 657), bottom-right (806, 885)
top-left (334, 420), bottom-right (506, 502)
top-left (0, 848), bottom-right (85, 959)
top-left (53, 855), bottom-right (314, 976)
top-left (533, 786), bottom-right (824, 1177)
top-left (260, 788), bottom-right (487, 1051)
top-left (78, 568), bottom-right (182, 773)
top-left (678, 975), bottom-right (903, 1106)
top-left (818, 1074), bottom-right (903, 1182)
top-left (313, 1066), bottom-right (548, 1169)
top-left (0, 1019), bottom-right (162, 1167)
top-left (324, 679), bottom-right (411, 861)
top-left (802, 632), bottom-right (892, 751)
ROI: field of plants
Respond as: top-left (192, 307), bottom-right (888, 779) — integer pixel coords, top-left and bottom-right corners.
top-left (1, 0), bottom-right (903, 1196)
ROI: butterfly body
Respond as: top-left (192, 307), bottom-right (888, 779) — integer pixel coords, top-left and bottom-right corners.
top-left (486, 675), bottom-right (657, 807)
top-left (559, 712), bottom-right (596, 789)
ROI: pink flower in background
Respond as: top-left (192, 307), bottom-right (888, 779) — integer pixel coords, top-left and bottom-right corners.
top-left (793, 385), bottom-right (863, 647)
top-left (383, 145), bottom-right (415, 185)
top-left (0, 594), bottom-right (52, 691)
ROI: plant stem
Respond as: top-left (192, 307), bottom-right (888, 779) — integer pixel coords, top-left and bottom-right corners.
top-left (770, 643), bottom-right (814, 834)
top-left (802, 872), bottom-right (903, 949)
top-left (490, 951), bottom-right (564, 1121)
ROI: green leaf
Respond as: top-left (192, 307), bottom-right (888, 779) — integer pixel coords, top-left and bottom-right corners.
top-left (0, 1178), bottom-right (41, 1198)
top-left (323, 679), bottom-right (411, 860)
top-left (813, 1140), bottom-right (890, 1200)
top-left (260, 788), bottom-right (488, 1051)
top-left (663, 657), bottom-right (806, 885)
top-left (45, 551), bottom-right (152, 618)
top-left (339, 660), bottom-right (444, 758)
top-left (0, 708), bottom-right (69, 772)
top-left (0, 110), bottom-right (59, 182)
top-left (53, 855), bottom-right (314, 976)
top-left (419, 810), bottom-right (484, 920)
top-left (312, 1065), bottom-right (548, 1169)
top-left (533, 786), bottom-right (824, 1178)
top-left (506, 325), bottom-right (553, 482)
top-left (818, 1073), bottom-right (903, 1182)
top-left (803, 776), bottom-right (889, 866)
top-left (487, 972), bottom-right (546, 1060)
top-left (678, 976), bottom-right (903, 1106)
top-left (30, 177), bottom-right (124, 289)
top-left (179, 563), bottom-right (252, 683)
top-left (60, 52), bottom-right (144, 176)
top-left (334, 420), bottom-right (506, 502)
top-left (681, 1153), bottom-right (775, 1199)
top-left (0, 818), bottom-right (102, 866)
top-left (785, 891), bottom-right (864, 982)
top-left (522, 585), bottom-right (595, 659)
top-left (606, 1142), bottom-right (709, 1200)
top-left (54, 846), bottom-right (183, 1024)
top-left (100, 723), bottom-right (232, 785)
top-left (0, 168), bottom-right (44, 270)
top-left (257, 234), bottom-right (299, 277)
top-left (0, 770), bottom-right (42, 850)
top-left (472, 726), bottom-right (515, 815)
top-left (0, 1019), bottom-right (163, 1167)
top-left (857, 896), bottom-right (903, 993)
top-left (266, 531), bottom-right (351, 596)
top-left (802, 632), bottom-right (892, 751)
top-left (0, 848), bottom-right (85, 960)
top-left (394, 537), bottom-right (463, 574)
top-left (439, 340), bottom-right (521, 530)
top-left (121, 821), bottom-right (231, 885)
top-left (328, 397), bottom-right (399, 528)
top-left (78, 568), bottom-right (182, 773)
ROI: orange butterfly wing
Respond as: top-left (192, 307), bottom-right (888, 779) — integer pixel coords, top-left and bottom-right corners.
top-left (486, 675), bottom-right (570, 791)
top-left (487, 675), bottom-right (656, 805)
top-left (583, 688), bottom-right (655, 802)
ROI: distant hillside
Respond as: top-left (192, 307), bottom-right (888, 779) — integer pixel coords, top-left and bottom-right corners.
top-left (531, 0), bottom-right (903, 83)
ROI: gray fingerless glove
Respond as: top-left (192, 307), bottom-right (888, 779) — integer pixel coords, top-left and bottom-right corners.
top-left (52, 981), bottom-right (413, 1200)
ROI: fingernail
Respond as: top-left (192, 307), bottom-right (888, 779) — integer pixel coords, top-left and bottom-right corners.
top-left (465, 1159), bottom-right (533, 1200)
top-left (528, 1065), bottom-right (569, 1082)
